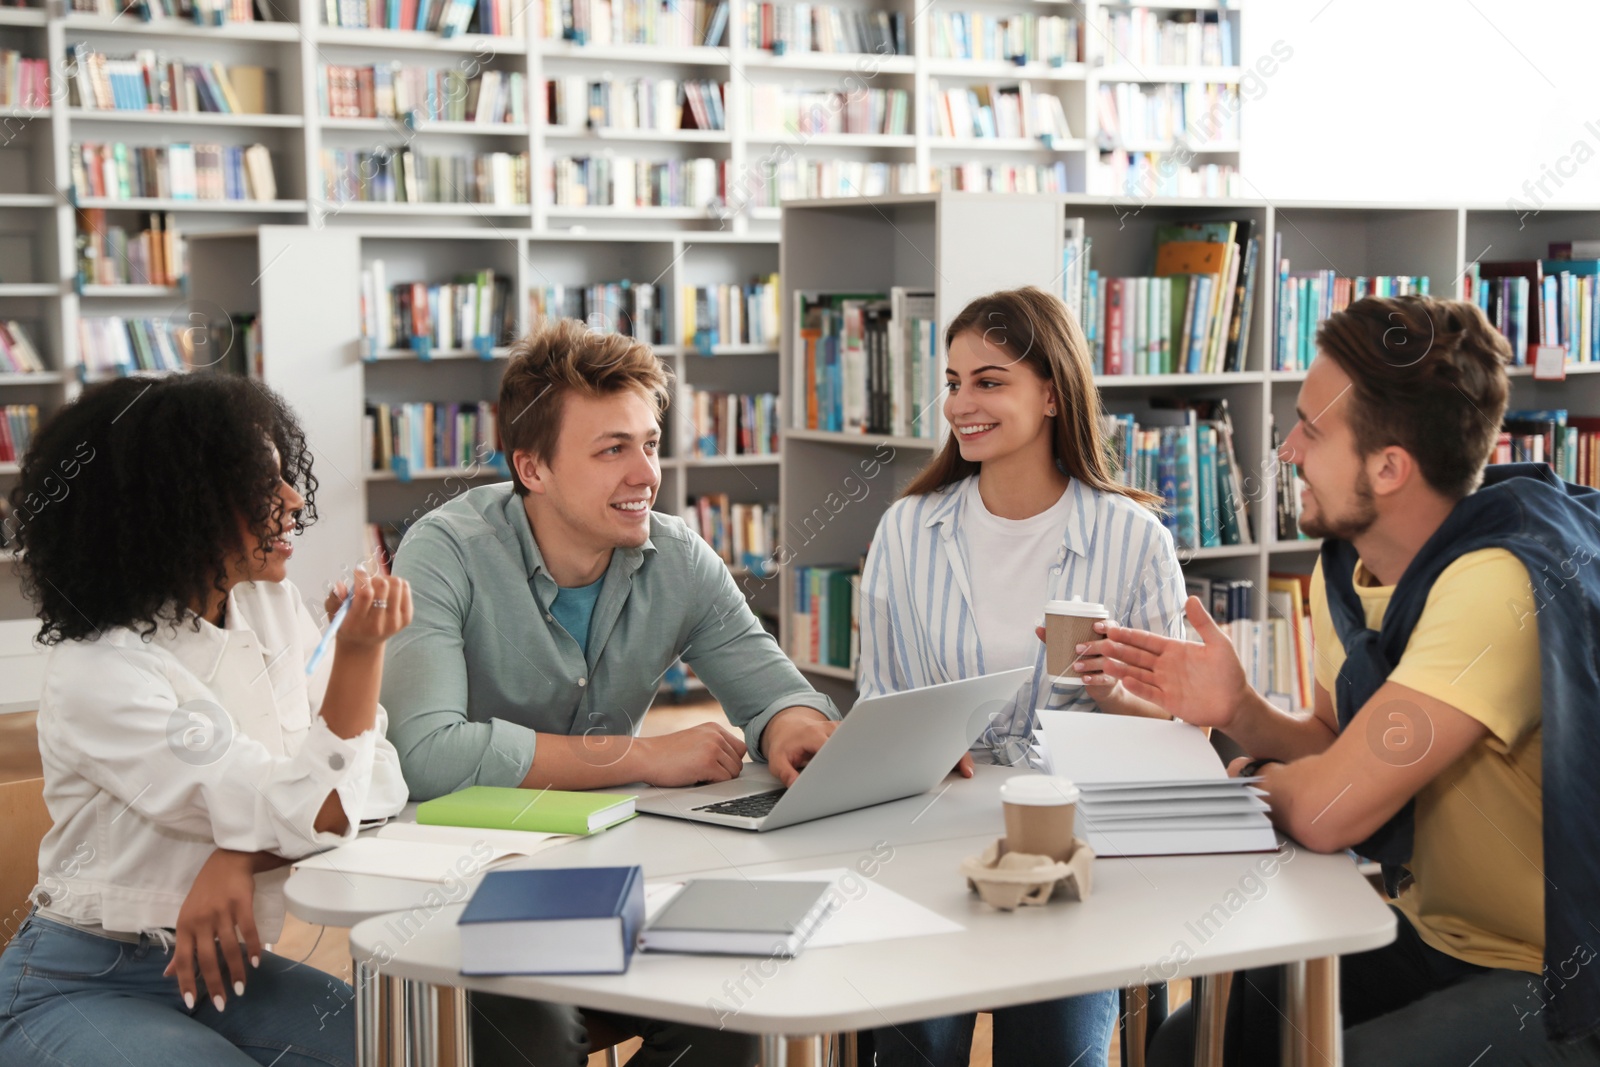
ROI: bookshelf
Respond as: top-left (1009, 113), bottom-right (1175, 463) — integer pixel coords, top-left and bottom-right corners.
top-left (175, 227), bottom-right (787, 667)
top-left (776, 192), bottom-right (1600, 711)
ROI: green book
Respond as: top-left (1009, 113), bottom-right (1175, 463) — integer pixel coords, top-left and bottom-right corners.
top-left (416, 785), bottom-right (637, 836)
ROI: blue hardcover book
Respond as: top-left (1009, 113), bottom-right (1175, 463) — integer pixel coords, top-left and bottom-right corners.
top-left (1197, 424), bottom-right (1219, 548)
top-left (1172, 426), bottom-right (1198, 550)
top-left (1157, 427), bottom-right (1178, 539)
top-left (458, 866), bottom-right (645, 975)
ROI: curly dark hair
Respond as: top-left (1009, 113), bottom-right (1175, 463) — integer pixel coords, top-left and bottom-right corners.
top-left (7, 374), bottom-right (319, 645)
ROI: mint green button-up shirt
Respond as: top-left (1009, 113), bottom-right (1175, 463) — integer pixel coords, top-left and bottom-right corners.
top-left (381, 483), bottom-right (840, 800)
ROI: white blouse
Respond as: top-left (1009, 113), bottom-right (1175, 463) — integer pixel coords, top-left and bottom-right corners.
top-left (31, 579), bottom-right (410, 942)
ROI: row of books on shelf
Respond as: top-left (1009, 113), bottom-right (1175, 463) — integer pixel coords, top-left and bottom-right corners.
top-left (788, 563), bottom-right (859, 671)
top-left (678, 387), bottom-right (778, 457)
top-left (70, 0), bottom-right (258, 21)
top-left (321, 66), bottom-right (526, 125)
top-left (1092, 152), bottom-right (1240, 200)
top-left (1189, 574), bottom-right (1313, 713)
top-left (0, 405), bottom-right (38, 464)
top-left (364, 400), bottom-right (501, 474)
top-left (1096, 83), bottom-right (1240, 147)
top-left (926, 81), bottom-right (1072, 142)
top-left (360, 268), bottom-right (515, 353)
top-left (1059, 217), bottom-right (1258, 376)
top-left (1498, 409), bottom-right (1600, 488)
top-left (68, 49), bottom-right (272, 115)
top-left (323, 149), bottom-right (529, 205)
top-left (928, 12), bottom-right (1082, 65)
top-left (795, 289), bottom-right (941, 439)
top-left (79, 316), bottom-right (186, 374)
top-left (73, 142), bottom-right (278, 203)
top-left (1464, 244), bottom-right (1600, 365)
top-left (545, 77), bottom-right (725, 133)
top-left (1, 52), bottom-right (47, 111)
top-left (1103, 398), bottom-right (1253, 551)
top-left (935, 161), bottom-right (1067, 194)
top-left (78, 314), bottom-right (256, 377)
top-left (540, 0), bottom-right (728, 48)
top-left (0, 322), bottom-right (46, 375)
top-left (1269, 418), bottom-right (1313, 543)
top-left (682, 493), bottom-right (777, 569)
top-left (324, 0), bottom-right (518, 36)
top-left (544, 156), bottom-right (720, 208)
top-left (1273, 263), bottom-right (1429, 372)
top-left (1095, 8), bottom-right (1235, 69)
top-left (746, 85), bottom-right (909, 137)
top-left (683, 276), bottom-right (780, 350)
top-left (76, 209), bottom-right (183, 288)
top-left (746, 5), bottom-right (907, 56)
top-left (530, 282), bottom-right (662, 344)
top-left (755, 159), bottom-right (917, 202)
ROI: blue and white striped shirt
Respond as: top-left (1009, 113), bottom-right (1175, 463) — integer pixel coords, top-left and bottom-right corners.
top-left (857, 474), bottom-right (1186, 766)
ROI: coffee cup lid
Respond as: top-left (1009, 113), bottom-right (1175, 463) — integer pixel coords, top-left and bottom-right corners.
top-left (1044, 598), bottom-right (1108, 618)
top-left (999, 774), bottom-right (1080, 806)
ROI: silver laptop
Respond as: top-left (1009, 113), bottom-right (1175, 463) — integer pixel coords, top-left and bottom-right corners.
top-left (635, 667), bottom-right (1032, 831)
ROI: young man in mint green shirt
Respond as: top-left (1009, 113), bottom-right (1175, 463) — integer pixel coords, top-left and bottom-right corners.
top-left (381, 318), bottom-right (841, 1067)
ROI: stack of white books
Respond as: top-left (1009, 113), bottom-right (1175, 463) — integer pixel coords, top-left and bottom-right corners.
top-left (1035, 711), bottom-right (1278, 857)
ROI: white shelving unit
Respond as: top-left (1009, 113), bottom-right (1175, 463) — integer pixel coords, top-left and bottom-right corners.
top-left (0, 0), bottom-right (1236, 645)
top-left (180, 226), bottom-right (786, 658)
top-left (776, 191), bottom-right (1600, 709)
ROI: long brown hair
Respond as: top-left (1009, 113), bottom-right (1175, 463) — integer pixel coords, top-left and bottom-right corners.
top-left (902, 286), bottom-right (1159, 508)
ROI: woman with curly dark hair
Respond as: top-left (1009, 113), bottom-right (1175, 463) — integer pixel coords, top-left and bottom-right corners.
top-left (0, 374), bottom-right (412, 1066)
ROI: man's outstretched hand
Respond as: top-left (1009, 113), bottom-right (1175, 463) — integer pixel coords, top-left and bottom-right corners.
top-left (1074, 596), bottom-right (1248, 729)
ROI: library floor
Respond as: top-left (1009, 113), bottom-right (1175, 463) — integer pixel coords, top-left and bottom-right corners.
top-left (1, 706), bottom-right (1169, 1065)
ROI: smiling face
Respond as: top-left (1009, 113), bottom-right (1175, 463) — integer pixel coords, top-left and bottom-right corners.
top-left (233, 441), bottom-right (305, 586)
top-left (1280, 355), bottom-right (1378, 540)
top-left (944, 329), bottom-right (1058, 466)
top-left (520, 387), bottom-right (661, 554)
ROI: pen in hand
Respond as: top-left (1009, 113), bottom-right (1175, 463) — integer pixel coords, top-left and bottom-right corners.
top-left (305, 574), bottom-right (360, 677)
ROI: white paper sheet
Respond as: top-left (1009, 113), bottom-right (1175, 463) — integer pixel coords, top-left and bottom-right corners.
top-left (291, 831), bottom-right (570, 883)
top-left (644, 867), bottom-right (963, 949)
top-left (375, 821), bottom-right (576, 856)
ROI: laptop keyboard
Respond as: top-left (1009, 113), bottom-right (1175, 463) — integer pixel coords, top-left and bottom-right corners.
top-left (693, 789), bottom-right (787, 818)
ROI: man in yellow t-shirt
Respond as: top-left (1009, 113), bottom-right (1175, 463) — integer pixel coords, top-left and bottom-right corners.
top-left (1080, 295), bottom-right (1600, 1065)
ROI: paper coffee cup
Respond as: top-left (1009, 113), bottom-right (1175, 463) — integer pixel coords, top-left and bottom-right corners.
top-left (1000, 775), bottom-right (1080, 862)
top-left (1044, 598), bottom-right (1109, 684)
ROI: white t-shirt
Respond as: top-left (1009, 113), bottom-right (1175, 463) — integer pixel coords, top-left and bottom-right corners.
top-left (962, 477), bottom-right (1075, 673)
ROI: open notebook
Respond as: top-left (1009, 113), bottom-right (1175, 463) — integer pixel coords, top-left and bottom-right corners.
top-left (291, 823), bottom-right (576, 883)
top-left (1035, 711), bottom-right (1278, 857)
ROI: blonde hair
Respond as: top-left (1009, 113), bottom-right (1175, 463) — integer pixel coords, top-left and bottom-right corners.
top-left (498, 319), bottom-right (673, 493)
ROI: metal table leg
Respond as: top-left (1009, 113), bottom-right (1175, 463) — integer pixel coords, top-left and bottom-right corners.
top-left (444, 985), bottom-right (471, 1067)
top-left (1192, 972), bottom-right (1233, 1067)
top-left (386, 975), bottom-right (407, 1067)
top-left (761, 1034), bottom-right (788, 1067)
top-left (1283, 957), bottom-right (1340, 1067)
top-left (406, 980), bottom-right (438, 1067)
top-left (354, 956), bottom-right (381, 1067)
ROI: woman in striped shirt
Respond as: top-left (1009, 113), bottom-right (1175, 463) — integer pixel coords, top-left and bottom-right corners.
top-left (860, 286), bottom-right (1186, 1067)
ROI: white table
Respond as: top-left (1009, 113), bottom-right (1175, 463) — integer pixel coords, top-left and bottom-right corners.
top-left (288, 767), bottom-right (1396, 1067)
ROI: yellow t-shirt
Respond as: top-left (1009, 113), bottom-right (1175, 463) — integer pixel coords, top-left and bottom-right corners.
top-left (1309, 551), bottom-right (1544, 974)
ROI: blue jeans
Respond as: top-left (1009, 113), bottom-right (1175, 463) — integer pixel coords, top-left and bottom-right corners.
top-left (0, 912), bottom-right (355, 1066)
top-left (873, 988), bottom-right (1117, 1067)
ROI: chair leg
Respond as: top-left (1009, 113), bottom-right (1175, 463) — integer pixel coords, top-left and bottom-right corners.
top-left (1123, 985), bottom-right (1150, 1067)
top-left (606, 1047), bottom-right (622, 1067)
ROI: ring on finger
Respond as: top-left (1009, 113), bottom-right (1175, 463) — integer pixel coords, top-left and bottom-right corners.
top-left (372, 598), bottom-right (388, 609)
